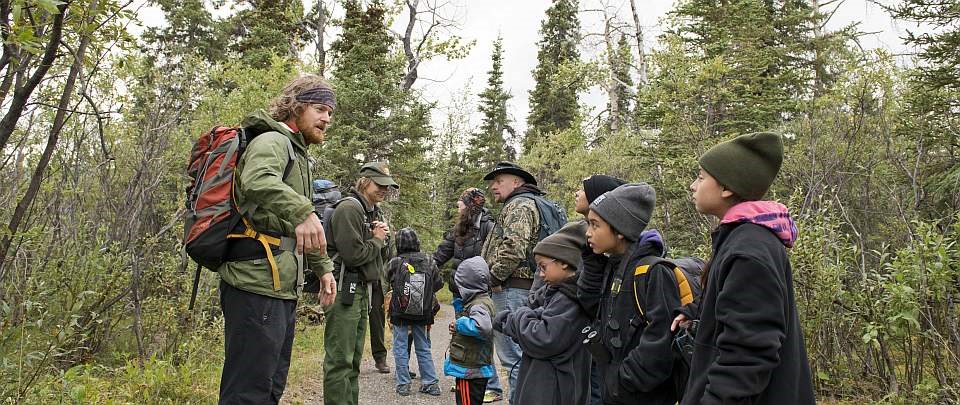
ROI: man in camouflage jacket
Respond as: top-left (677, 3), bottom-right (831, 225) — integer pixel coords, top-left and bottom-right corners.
top-left (480, 162), bottom-right (544, 405)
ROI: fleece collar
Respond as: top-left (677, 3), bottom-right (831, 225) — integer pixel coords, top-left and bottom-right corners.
top-left (721, 201), bottom-right (798, 248)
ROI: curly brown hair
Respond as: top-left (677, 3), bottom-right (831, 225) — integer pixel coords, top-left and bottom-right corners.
top-left (268, 74), bottom-right (333, 122)
top-left (453, 188), bottom-right (486, 245)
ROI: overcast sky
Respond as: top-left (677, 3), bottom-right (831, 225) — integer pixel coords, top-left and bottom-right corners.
top-left (404, 0), bottom-right (921, 135)
top-left (136, 0), bottom-right (922, 135)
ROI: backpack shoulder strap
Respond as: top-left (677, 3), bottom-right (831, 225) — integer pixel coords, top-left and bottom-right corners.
top-left (633, 256), bottom-right (696, 311)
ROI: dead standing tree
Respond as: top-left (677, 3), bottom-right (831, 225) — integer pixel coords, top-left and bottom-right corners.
top-left (398, 0), bottom-right (470, 92)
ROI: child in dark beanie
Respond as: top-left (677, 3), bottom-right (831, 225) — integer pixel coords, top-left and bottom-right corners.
top-left (493, 225), bottom-right (593, 405)
top-left (676, 132), bottom-right (814, 405)
top-left (578, 183), bottom-right (682, 405)
top-left (385, 228), bottom-right (443, 397)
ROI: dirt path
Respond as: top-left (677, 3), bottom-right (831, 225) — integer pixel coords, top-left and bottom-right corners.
top-left (284, 302), bottom-right (496, 405)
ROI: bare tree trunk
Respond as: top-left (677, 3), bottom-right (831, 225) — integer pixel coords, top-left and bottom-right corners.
top-left (401, 0), bottom-right (420, 92)
top-left (131, 253), bottom-right (146, 369)
top-left (0, 2), bottom-right (68, 152)
top-left (0, 1), bottom-right (92, 274)
top-left (629, 0), bottom-right (648, 86)
top-left (318, 1), bottom-right (327, 74)
top-left (604, 16), bottom-right (620, 132)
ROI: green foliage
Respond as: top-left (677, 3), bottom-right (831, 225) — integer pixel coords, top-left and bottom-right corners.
top-left (525, 0), bottom-right (582, 152)
top-left (891, 0), bottom-right (960, 92)
top-left (321, 0), bottom-right (437, 242)
top-left (465, 36), bottom-right (514, 187)
top-left (1, 0), bottom-right (960, 403)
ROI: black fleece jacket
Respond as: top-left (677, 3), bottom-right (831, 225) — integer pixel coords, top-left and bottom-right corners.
top-left (682, 222), bottom-right (815, 405)
top-left (578, 234), bottom-right (680, 405)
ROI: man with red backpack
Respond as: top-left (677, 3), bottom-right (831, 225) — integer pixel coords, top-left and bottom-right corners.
top-left (217, 75), bottom-right (337, 404)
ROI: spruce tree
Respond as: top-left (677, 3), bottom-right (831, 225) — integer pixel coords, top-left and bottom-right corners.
top-left (321, 0), bottom-right (434, 237)
top-left (228, 0), bottom-right (309, 69)
top-left (525, 0), bottom-right (581, 153)
top-left (663, 0), bottom-right (820, 135)
top-left (466, 37), bottom-right (514, 184)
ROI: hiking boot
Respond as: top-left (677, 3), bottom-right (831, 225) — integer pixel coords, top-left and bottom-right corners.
top-left (483, 390), bottom-right (504, 403)
top-left (420, 383), bottom-right (441, 396)
top-left (397, 384), bottom-right (411, 396)
top-left (375, 359), bottom-right (390, 374)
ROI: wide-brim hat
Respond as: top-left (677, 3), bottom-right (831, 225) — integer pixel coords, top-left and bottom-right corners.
top-left (359, 162), bottom-right (399, 189)
top-left (482, 161), bottom-right (537, 185)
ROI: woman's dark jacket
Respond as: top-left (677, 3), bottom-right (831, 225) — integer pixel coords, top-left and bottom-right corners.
top-left (433, 209), bottom-right (493, 297)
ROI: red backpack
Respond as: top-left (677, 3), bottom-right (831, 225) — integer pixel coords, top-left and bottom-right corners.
top-left (183, 126), bottom-right (293, 308)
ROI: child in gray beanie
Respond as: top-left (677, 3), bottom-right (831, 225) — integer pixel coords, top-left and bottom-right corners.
top-left (578, 182), bottom-right (682, 405)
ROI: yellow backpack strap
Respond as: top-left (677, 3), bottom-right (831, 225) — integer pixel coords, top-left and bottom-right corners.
top-left (634, 258), bottom-right (695, 316)
top-left (633, 265), bottom-right (650, 318)
top-left (674, 267), bottom-right (694, 306)
top-left (227, 216), bottom-right (283, 291)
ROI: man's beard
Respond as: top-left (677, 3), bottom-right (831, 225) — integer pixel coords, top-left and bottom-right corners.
top-left (302, 127), bottom-right (326, 145)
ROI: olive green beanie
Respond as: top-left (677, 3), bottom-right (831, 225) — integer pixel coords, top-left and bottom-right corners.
top-left (532, 222), bottom-right (585, 269)
top-left (698, 132), bottom-right (783, 201)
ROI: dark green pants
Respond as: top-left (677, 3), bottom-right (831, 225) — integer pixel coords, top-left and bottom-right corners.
top-left (322, 284), bottom-right (369, 405)
top-left (369, 280), bottom-right (387, 363)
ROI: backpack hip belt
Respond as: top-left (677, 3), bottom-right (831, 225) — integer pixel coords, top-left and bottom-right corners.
top-left (226, 215), bottom-right (297, 291)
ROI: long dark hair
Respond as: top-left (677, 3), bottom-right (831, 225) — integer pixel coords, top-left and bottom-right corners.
top-left (454, 188), bottom-right (486, 245)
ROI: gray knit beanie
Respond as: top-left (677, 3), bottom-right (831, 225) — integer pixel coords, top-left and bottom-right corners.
top-left (532, 222), bottom-right (586, 269)
top-left (589, 183), bottom-right (656, 242)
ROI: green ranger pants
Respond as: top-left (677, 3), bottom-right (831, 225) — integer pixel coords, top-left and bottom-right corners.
top-left (322, 285), bottom-right (369, 405)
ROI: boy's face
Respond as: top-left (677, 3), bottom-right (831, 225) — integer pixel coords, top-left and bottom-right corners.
top-left (586, 210), bottom-right (621, 254)
top-left (574, 188), bottom-right (589, 215)
top-left (689, 168), bottom-right (733, 217)
top-left (536, 254), bottom-right (572, 284)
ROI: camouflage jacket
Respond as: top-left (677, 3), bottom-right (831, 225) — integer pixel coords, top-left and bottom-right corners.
top-left (481, 194), bottom-right (540, 286)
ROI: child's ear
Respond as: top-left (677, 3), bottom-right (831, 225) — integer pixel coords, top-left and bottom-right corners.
top-left (721, 189), bottom-right (735, 199)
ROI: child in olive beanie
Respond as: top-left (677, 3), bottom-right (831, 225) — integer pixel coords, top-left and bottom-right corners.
top-left (698, 132), bottom-right (783, 200)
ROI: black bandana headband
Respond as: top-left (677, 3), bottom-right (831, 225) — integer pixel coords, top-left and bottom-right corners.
top-left (295, 86), bottom-right (336, 110)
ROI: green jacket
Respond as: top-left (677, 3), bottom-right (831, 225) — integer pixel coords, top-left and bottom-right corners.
top-left (481, 195), bottom-right (540, 286)
top-left (217, 110), bottom-right (334, 300)
top-left (327, 191), bottom-right (391, 283)
top-left (450, 294), bottom-right (496, 368)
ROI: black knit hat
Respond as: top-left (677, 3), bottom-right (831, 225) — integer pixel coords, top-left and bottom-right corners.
top-left (395, 227), bottom-right (421, 254)
top-left (699, 132), bottom-right (783, 200)
top-left (589, 183), bottom-right (656, 242)
top-left (533, 222), bottom-right (586, 269)
top-left (583, 175), bottom-right (627, 204)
